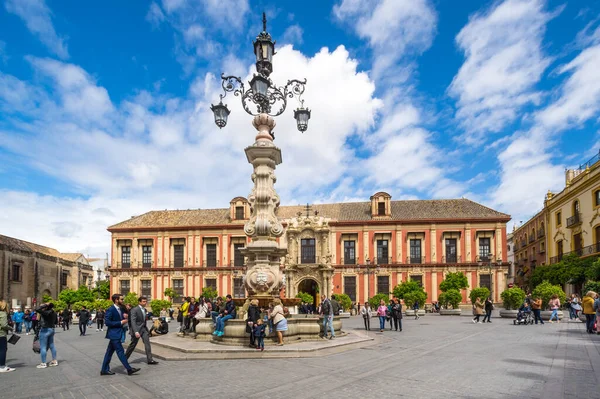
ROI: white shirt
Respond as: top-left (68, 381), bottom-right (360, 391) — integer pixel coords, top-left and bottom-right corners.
top-left (139, 305), bottom-right (146, 321)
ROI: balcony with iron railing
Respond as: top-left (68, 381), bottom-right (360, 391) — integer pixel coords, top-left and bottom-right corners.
top-left (441, 254), bottom-right (460, 263)
top-left (407, 256), bottom-right (426, 264)
top-left (538, 229), bottom-right (545, 238)
top-left (539, 247), bottom-right (545, 254)
top-left (203, 260), bottom-right (220, 268)
top-left (520, 239), bottom-right (526, 247)
top-left (566, 213), bottom-right (582, 228)
top-left (375, 257), bottom-right (393, 265)
top-left (342, 257), bottom-right (356, 265)
top-left (137, 261), bottom-right (154, 268)
top-left (170, 260), bottom-right (187, 267)
top-left (549, 243), bottom-right (600, 264)
top-left (117, 261), bottom-right (131, 269)
top-left (529, 235), bottom-right (535, 243)
top-left (298, 255), bottom-right (322, 264)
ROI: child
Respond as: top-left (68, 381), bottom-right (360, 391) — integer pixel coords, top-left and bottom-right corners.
top-left (253, 319), bottom-right (266, 351)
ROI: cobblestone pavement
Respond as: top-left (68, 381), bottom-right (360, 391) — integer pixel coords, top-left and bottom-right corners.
top-left (1, 314), bottom-right (599, 399)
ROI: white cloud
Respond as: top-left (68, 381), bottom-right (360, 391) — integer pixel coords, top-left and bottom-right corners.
top-left (4, 0), bottom-right (69, 59)
top-left (282, 24), bottom-right (304, 45)
top-left (449, 0), bottom-right (559, 146)
top-left (146, 2), bottom-right (166, 27)
top-left (490, 30), bottom-right (600, 223)
top-left (334, 0), bottom-right (437, 80)
top-left (0, 45), bottom-right (385, 256)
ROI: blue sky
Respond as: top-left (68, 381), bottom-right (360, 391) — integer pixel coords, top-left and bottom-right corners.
top-left (1, 0), bottom-right (599, 257)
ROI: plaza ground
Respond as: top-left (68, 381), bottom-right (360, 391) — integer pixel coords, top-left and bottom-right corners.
top-left (1, 313), bottom-right (600, 399)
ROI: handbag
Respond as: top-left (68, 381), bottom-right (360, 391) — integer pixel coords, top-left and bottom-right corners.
top-left (32, 338), bottom-right (41, 353)
top-left (8, 334), bottom-right (20, 345)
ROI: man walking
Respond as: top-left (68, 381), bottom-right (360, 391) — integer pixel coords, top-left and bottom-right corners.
top-left (78, 306), bottom-right (91, 336)
top-left (61, 308), bottom-right (71, 331)
top-left (125, 297), bottom-right (158, 365)
top-left (12, 309), bottom-right (23, 334)
top-left (321, 296), bottom-right (335, 339)
top-left (101, 294), bottom-right (140, 376)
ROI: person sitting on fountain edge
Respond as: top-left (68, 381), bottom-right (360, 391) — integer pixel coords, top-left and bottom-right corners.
top-left (213, 295), bottom-right (236, 337)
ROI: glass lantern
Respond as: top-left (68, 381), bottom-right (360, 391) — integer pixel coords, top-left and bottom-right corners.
top-left (294, 107), bottom-right (311, 132)
top-left (210, 101), bottom-right (230, 128)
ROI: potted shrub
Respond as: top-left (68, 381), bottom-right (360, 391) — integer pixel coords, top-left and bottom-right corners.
top-left (531, 281), bottom-right (566, 320)
top-left (438, 272), bottom-right (469, 315)
top-left (439, 289), bottom-right (462, 315)
top-left (499, 287), bottom-right (526, 318)
top-left (392, 281), bottom-right (427, 316)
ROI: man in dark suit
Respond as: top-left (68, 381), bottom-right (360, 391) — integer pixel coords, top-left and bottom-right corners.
top-left (78, 306), bottom-right (90, 336)
top-left (100, 293), bottom-right (140, 376)
top-left (125, 296), bottom-right (158, 365)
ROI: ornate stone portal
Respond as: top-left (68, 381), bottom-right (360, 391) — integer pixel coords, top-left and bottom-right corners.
top-left (284, 214), bottom-right (334, 302)
top-left (240, 114), bottom-right (287, 301)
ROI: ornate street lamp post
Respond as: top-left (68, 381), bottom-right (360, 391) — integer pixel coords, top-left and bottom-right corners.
top-left (210, 13), bottom-right (310, 302)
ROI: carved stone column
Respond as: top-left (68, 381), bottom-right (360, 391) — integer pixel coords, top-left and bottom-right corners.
top-left (241, 114), bottom-right (287, 299)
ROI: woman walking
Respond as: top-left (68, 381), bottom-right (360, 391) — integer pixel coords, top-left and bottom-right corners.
top-left (548, 294), bottom-right (561, 323)
top-left (582, 291), bottom-right (596, 333)
top-left (0, 300), bottom-right (15, 372)
top-left (35, 302), bottom-right (58, 368)
top-left (482, 297), bottom-right (493, 323)
top-left (571, 294), bottom-right (582, 321)
top-left (472, 297), bottom-right (484, 323)
top-left (360, 301), bottom-right (371, 330)
top-left (377, 300), bottom-right (387, 332)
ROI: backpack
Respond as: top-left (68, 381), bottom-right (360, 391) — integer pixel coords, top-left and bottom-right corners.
top-left (331, 300), bottom-right (340, 316)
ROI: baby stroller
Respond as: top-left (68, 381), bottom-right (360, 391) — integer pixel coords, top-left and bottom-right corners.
top-left (514, 306), bottom-right (534, 325)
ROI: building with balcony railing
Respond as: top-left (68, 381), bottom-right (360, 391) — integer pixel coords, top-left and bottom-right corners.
top-left (107, 193), bottom-right (511, 305)
top-left (545, 150), bottom-right (600, 269)
top-left (513, 208), bottom-right (548, 287)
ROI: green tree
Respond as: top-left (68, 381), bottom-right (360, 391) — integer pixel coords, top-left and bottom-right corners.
top-left (583, 280), bottom-right (600, 295)
top-left (335, 293), bottom-right (352, 311)
top-left (164, 287), bottom-right (179, 302)
top-left (149, 299), bottom-right (172, 315)
top-left (58, 288), bottom-right (78, 305)
top-left (438, 289), bottom-right (462, 309)
top-left (392, 280), bottom-right (422, 299)
top-left (74, 286), bottom-right (95, 302)
top-left (469, 287), bottom-right (490, 304)
top-left (72, 300), bottom-right (94, 311)
top-left (532, 281), bottom-right (566, 309)
top-left (200, 286), bottom-right (219, 300)
top-left (93, 280), bottom-right (110, 299)
top-left (369, 293), bottom-right (390, 309)
top-left (123, 292), bottom-right (139, 307)
top-left (403, 290), bottom-right (427, 309)
top-left (439, 272), bottom-right (469, 292)
top-left (49, 299), bottom-right (67, 312)
top-left (93, 299), bottom-right (113, 310)
top-left (531, 253), bottom-right (595, 289)
top-left (500, 287), bottom-right (526, 310)
top-left (42, 294), bottom-right (53, 303)
top-left (296, 292), bottom-right (314, 305)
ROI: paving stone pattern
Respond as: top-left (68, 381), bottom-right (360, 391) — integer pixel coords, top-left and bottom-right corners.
top-left (1, 315), bottom-right (599, 399)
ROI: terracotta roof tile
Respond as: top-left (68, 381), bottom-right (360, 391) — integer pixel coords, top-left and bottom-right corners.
top-left (0, 234), bottom-right (62, 258)
top-left (109, 198), bottom-right (510, 230)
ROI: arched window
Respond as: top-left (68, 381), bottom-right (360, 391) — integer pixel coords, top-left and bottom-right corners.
top-left (574, 200), bottom-right (580, 214)
top-left (540, 222), bottom-right (544, 234)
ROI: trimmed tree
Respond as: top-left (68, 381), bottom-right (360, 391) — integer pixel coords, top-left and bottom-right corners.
top-left (200, 286), bottom-right (219, 300)
top-left (149, 299), bottom-right (172, 315)
top-left (438, 289), bottom-right (462, 309)
top-left (439, 272), bottom-right (469, 292)
top-left (392, 280), bottom-right (422, 300)
top-left (403, 290), bottom-right (427, 309)
top-left (369, 293), bottom-right (390, 309)
top-left (296, 292), bottom-right (314, 305)
top-left (123, 292), bottom-right (139, 307)
top-left (469, 287), bottom-right (490, 304)
top-left (164, 287), bottom-right (179, 302)
top-left (500, 287), bottom-right (526, 310)
top-left (531, 281), bottom-right (566, 310)
top-left (335, 293), bottom-right (352, 311)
